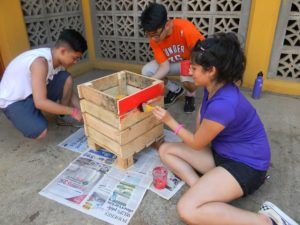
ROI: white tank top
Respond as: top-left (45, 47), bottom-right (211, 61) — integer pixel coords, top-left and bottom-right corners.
top-left (0, 48), bottom-right (63, 108)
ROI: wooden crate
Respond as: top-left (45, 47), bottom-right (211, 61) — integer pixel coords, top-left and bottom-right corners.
top-left (78, 70), bottom-right (164, 169)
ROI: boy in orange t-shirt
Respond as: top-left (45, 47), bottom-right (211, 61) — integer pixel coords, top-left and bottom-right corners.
top-left (141, 3), bottom-right (205, 113)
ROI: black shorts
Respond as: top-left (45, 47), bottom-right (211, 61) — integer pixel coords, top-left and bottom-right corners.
top-left (213, 150), bottom-right (267, 197)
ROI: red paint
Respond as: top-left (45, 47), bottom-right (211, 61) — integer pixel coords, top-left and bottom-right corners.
top-left (180, 60), bottom-right (192, 76)
top-left (153, 178), bottom-right (167, 189)
top-left (117, 83), bottom-right (164, 115)
top-left (152, 166), bottom-right (168, 190)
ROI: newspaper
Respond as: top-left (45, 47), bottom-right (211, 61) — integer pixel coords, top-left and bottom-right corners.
top-left (40, 149), bottom-right (149, 225)
top-left (149, 129), bottom-right (185, 199)
top-left (58, 128), bottom-right (88, 153)
top-left (163, 129), bottom-right (182, 143)
top-left (43, 129), bottom-right (185, 224)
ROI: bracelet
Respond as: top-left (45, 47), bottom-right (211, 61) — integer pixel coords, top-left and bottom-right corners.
top-left (71, 107), bottom-right (79, 118)
top-left (175, 124), bottom-right (184, 135)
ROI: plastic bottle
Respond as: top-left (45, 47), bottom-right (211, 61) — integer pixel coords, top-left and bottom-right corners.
top-left (252, 71), bottom-right (263, 99)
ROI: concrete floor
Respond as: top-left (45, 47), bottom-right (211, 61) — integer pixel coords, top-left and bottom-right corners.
top-left (0, 69), bottom-right (299, 225)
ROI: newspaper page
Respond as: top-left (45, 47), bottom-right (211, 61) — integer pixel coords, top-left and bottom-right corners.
top-left (163, 129), bottom-right (182, 143)
top-left (40, 149), bottom-right (151, 225)
top-left (42, 129), bottom-right (185, 224)
top-left (58, 128), bottom-right (88, 153)
top-left (138, 148), bottom-right (185, 200)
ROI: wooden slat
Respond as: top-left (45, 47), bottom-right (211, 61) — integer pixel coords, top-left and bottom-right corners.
top-left (87, 124), bottom-right (164, 158)
top-left (84, 113), bottom-right (120, 141)
top-left (85, 112), bottom-right (162, 145)
top-left (78, 85), bottom-right (117, 113)
top-left (87, 127), bottom-right (123, 156)
top-left (119, 114), bottom-right (162, 144)
top-left (125, 70), bottom-right (160, 89)
top-left (89, 73), bottom-right (118, 91)
top-left (118, 71), bottom-right (127, 96)
top-left (117, 156), bottom-right (134, 169)
top-left (117, 82), bottom-right (164, 115)
top-left (80, 96), bottom-right (163, 131)
top-left (78, 71), bottom-right (164, 116)
top-left (80, 99), bottom-right (119, 128)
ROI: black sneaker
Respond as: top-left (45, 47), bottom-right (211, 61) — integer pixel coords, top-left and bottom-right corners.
top-left (164, 87), bottom-right (184, 106)
top-left (184, 96), bottom-right (195, 113)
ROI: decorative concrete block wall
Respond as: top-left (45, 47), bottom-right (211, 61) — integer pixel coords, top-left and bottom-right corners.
top-left (20, 0), bottom-right (87, 58)
top-left (269, 0), bottom-right (300, 81)
top-left (89, 0), bottom-right (252, 64)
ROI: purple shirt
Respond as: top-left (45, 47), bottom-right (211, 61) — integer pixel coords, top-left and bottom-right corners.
top-left (200, 84), bottom-right (270, 171)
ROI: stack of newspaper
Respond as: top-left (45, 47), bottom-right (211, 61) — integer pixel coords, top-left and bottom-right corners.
top-left (40, 128), bottom-right (184, 225)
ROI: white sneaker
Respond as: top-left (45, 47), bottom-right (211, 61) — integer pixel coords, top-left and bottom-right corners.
top-left (259, 201), bottom-right (298, 225)
top-left (56, 115), bottom-right (83, 128)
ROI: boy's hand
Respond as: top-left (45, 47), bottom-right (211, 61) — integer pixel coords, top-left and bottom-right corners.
top-left (71, 107), bottom-right (83, 122)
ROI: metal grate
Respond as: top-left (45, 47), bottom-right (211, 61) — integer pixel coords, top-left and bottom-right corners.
top-left (90, 0), bottom-right (252, 64)
top-left (269, 0), bottom-right (300, 81)
top-left (20, 0), bottom-right (87, 59)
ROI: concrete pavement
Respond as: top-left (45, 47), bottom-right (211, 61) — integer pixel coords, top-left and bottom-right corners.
top-left (0, 69), bottom-right (299, 225)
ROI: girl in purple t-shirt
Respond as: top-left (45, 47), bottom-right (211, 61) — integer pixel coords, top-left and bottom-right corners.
top-left (151, 33), bottom-right (297, 225)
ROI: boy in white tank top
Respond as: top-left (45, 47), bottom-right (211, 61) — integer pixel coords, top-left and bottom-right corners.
top-left (0, 29), bottom-right (87, 139)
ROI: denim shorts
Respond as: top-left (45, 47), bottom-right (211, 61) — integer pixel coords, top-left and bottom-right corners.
top-left (213, 150), bottom-right (267, 197)
top-left (3, 71), bottom-right (69, 138)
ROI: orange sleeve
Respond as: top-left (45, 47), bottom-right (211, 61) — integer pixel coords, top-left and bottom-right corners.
top-left (182, 20), bottom-right (205, 51)
top-left (150, 39), bottom-right (168, 64)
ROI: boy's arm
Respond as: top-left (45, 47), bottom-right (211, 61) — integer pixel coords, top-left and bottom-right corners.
top-left (153, 60), bottom-right (170, 80)
top-left (150, 40), bottom-right (170, 79)
top-left (31, 57), bottom-right (73, 115)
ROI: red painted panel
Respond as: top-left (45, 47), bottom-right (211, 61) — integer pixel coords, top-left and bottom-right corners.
top-left (117, 83), bottom-right (164, 115)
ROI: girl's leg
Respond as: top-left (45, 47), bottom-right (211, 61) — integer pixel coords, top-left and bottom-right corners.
top-left (158, 142), bottom-right (215, 186)
top-left (177, 167), bottom-right (270, 225)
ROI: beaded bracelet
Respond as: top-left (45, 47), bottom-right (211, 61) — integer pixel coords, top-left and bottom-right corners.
top-left (175, 124), bottom-right (184, 135)
top-left (71, 107), bottom-right (79, 119)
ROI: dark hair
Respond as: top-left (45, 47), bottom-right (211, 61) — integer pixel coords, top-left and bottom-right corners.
top-left (56, 29), bottom-right (87, 53)
top-left (140, 3), bottom-right (167, 32)
top-left (191, 32), bottom-right (246, 84)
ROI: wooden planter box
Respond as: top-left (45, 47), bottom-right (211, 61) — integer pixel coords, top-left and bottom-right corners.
top-left (78, 70), bottom-right (164, 169)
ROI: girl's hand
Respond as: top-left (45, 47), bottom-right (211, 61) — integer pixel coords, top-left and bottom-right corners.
top-left (152, 106), bottom-right (172, 124)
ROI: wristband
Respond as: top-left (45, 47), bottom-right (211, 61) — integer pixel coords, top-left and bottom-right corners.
top-left (71, 107), bottom-right (79, 119)
top-left (175, 124), bottom-right (184, 135)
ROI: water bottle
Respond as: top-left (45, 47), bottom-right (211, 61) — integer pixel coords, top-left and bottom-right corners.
top-left (252, 71), bottom-right (263, 99)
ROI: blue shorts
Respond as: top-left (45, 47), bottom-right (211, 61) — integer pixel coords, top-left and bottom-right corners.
top-left (213, 150), bottom-right (267, 197)
top-left (3, 71), bottom-right (70, 138)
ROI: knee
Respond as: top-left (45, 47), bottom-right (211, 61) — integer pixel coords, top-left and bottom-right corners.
top-left (182, 81), bottom-right (196, 92)
top-left (64, 75), bottom-right (73, 88)
top-left (141, 61), bottom-right (158, 76)
top-left (36, 129), bottom-right (47, 140)
top-left (177, 197), bottom-right (206, 225)
top-left (158, 142), bottom-right (172, 158)
top-left (177, 199), bottom-right (195, 224)
top-left (141, 64), bottom-right (152, 76)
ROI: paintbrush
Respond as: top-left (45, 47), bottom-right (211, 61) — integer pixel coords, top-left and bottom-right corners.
top-left (138, 103), bottom-right (154, 112)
